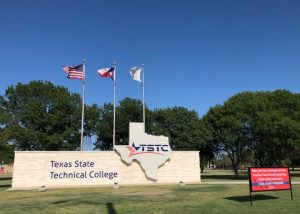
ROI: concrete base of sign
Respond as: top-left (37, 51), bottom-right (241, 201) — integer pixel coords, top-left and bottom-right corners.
top-left (12, 151), bottom-right (201, 189)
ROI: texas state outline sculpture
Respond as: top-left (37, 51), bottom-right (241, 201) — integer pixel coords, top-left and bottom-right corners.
top-left (115, 122), bottom-right (171, 180)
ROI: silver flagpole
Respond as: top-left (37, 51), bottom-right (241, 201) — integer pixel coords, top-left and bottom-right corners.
top-left (142, 64), bottom-right (145, 132)
top-left (80, 59), bottom-right (86, 151)
top-left (113, 61), bottom-right (116, 150)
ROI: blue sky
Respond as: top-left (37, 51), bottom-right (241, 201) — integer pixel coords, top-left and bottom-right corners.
top-left (1, 0), bottom-right (300, 117)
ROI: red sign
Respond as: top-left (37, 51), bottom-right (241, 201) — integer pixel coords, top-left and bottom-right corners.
top-left (249, 167), bottom-right (291, 192)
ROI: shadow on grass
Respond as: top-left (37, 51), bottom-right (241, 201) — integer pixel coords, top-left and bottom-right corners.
top-left (0, 184), bottom-right (11, 188)
top-left (51, 200), bottom-right (117, 213)
top-left (176, 185), bottom-right (229, 192)
top-left (201, 174), bottom-right (248, 180)
top-left (0, 177), bottom-right (12, 181)
top-left (290, 173), bottom-right (300, 178)
top-left (224, 194), bottom-right (278, 203)
top-left (107, 202), bottom-right (117, 214)
top-left (52, 200), bottom-right (69, 204)
top-left (51, 199), bottom-right (104, 206)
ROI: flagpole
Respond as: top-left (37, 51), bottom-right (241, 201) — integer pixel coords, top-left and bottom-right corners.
top-left (113, 61), bottom-right (116, 150)
top-left (142, 64), bottom-right (145, 132)
top-left (80, 59), bottom-right (86, 151)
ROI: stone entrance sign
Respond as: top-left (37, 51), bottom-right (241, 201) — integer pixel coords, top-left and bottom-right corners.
top-left (12, 122), bottom-right (200, 189)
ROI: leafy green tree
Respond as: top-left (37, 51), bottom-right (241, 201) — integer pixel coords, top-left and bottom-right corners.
top-left (151, 107), bottom-right (201, 150)
top-left (95, 101), bottom-right (214, 171)
top-left (94, 103), bottom-right (114, 150)
top-left (251, 90), bottom-right (300, 166)
top-left (203, 103), bottom-right (252, 178)
top-left (197, 119), bottom-right (215, 173)
top-left (288, 150), bottom-right (300, 170)
top-left (204, 90), bottom-right (300, 177)
top-left (94, 98), bottom-right (151, 150)
top-left (0, 139), bottom-right (14, 164)
top-left (1, 95), bottom-right (15, 162)
top-left (151, 107), bottom-right (214, 172)
top-left (84, 104), bottom-right (101, 137)
top-left (0, 81), bottom-right (86, 151)
top-left (116, 98), bottom-right (145, 145)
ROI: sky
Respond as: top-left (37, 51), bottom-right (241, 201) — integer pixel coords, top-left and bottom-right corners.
top-left (1, 0), bottom-right (300, 117)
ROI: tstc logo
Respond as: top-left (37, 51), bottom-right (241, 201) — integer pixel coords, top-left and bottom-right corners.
top-left (127, 142), bottom-right (169, 157)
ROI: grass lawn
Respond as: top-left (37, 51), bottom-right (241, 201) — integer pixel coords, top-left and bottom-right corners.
top-left (0, 172), bottom-right (299, 214)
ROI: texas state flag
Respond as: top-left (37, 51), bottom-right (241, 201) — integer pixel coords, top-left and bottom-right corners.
top-left (97, 67), bottom-right (114, 80)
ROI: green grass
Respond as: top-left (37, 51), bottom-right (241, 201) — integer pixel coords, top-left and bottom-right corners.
top-left (0, 173), bottom-right (299, 214)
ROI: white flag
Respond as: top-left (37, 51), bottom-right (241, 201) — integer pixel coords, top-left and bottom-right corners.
top-left (130, 67), bottom-right (142, 82)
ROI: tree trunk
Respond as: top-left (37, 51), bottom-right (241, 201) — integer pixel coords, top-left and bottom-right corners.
top-left (232, 157), bottom-right (240, 179)
top-left (233, 166), bottom-right (240, 179)
top-left (201, 165), bottom-right (205, 173)
top-left (291, 160), bottom-right (295, 171)
top-left (228, 152), bottom-right (240, 179)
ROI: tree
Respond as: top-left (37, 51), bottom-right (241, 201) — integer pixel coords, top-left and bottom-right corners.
top-left (197, 119), bottom-right (215, 173)
top-left (151, 107), bottom-right (214, 172)
top-left (94, 98), bottom-right (151, 150)
top-left (151, 107), bottom-right (201, 150)
top-left (251, 90), bottom-right (300, 166)
top-left (94, 101), bottom-right (214, 171)
top-left (94, 103), bottom-right (114, 150)
top-left (0, 81), bottom-right (86, 151)
top-left (0, 103), bottom-right (14, 163)
top-left (0, 137), bottom-right (14, 164)
top-left (203, 90), bottom-right (300, 178)
top-left (84, 104), bottom-right (101, 138)
top-left (203, 103), bottom-right (252, 178)
top-left (116, 98), bottom-right (145, 146)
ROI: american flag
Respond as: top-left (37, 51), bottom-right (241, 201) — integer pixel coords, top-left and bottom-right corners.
top-left (62, 64), bottom-right (84, 80)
